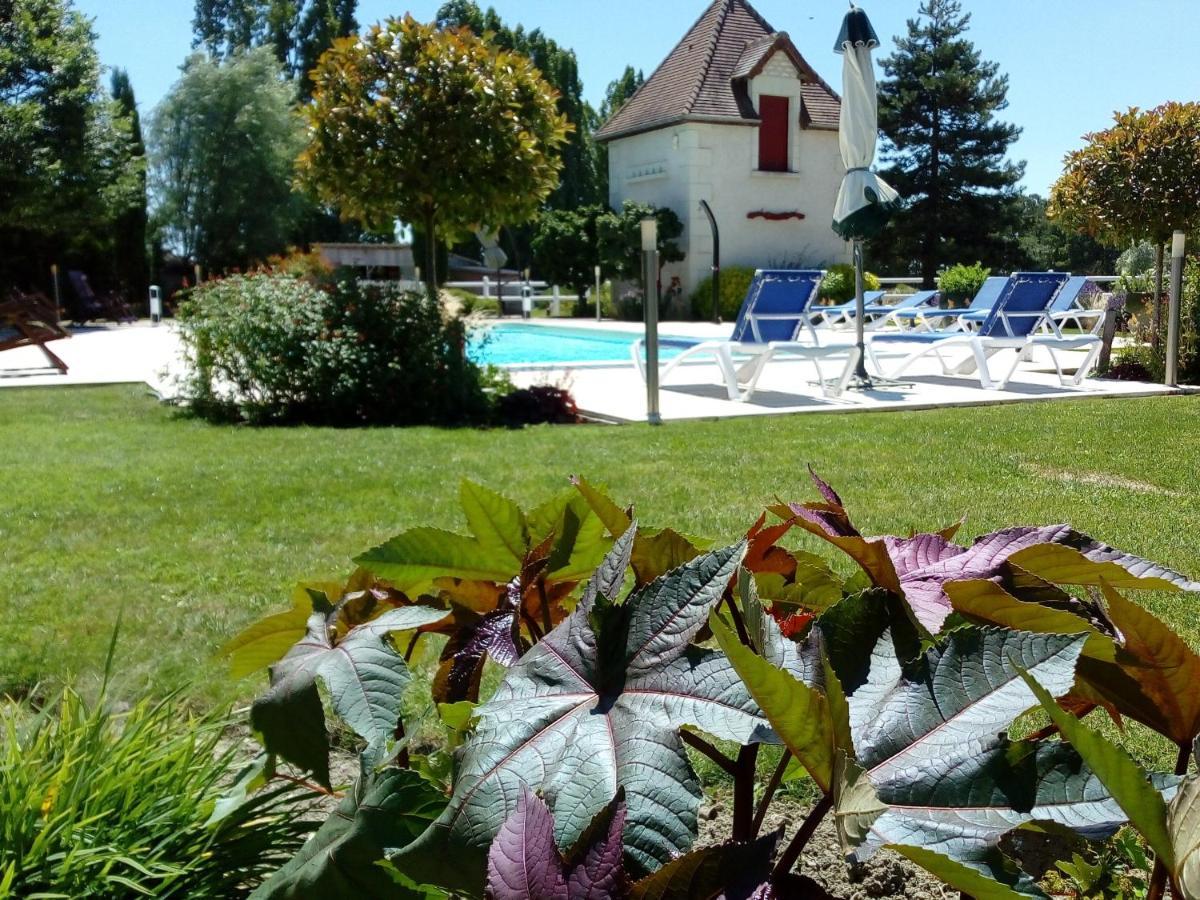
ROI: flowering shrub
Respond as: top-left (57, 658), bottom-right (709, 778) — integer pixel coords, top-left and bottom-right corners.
top-left (177, 273), bottom-right (494, 426)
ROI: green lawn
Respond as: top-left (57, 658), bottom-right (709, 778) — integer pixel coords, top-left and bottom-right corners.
top-left (3, 386), bottom-right (1198, 731)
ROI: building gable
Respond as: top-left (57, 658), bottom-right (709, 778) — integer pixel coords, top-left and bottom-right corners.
top-left (595, 0), bottom-right (840, 142)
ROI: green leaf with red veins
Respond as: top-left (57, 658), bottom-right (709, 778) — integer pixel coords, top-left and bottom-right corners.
top-left (843, 626), bottom-right (1141, 883)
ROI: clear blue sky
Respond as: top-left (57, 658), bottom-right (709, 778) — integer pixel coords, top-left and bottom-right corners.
top-left (78, 0), bottom-right (1200, 195)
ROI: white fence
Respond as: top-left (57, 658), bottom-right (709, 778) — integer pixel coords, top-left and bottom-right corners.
top-left (444, 278), bottom-right (582, 317)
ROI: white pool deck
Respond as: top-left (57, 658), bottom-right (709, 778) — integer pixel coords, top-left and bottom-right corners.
top-left (0, 318), bottom-right (1185, 422)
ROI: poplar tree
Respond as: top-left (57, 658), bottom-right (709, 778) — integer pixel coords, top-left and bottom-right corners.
top-left (875, 0), bottom-right (1024, 285)
top-left (191, 0), bottom-right (357, 96)
top-left (110, 68), bottom-right (148, 301)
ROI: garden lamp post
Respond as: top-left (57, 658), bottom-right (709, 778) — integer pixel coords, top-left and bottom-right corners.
top-left (641, 217), bottom-right (662, 425)
top-left (832, 5), bottom-right (900, 389)
top-left (1167, 230), bottom-right (1186, 387)
top-left (595, 264), bottom-right (602, 322)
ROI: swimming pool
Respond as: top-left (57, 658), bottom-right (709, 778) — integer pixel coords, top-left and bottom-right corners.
top-left (468, 323), bottom-right (697, 367)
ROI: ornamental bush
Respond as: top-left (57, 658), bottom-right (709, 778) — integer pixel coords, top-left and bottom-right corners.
top-left (937, 261), bottom-right (991, 305)
top-left (817, 262), bottom-right (881, 304)
top-left (177, 272), bottom-right (495, 426)
top-left (690, 265), bottom-right (757, 321)
top-left (226, 473), bottom-right (1200, 899)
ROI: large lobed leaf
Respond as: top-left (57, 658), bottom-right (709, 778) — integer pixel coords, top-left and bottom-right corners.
top-left (957, 578), bottom-right (1200, 746)
top-left (1020, 667), bottom-right (1175, 867)
top-left (251, 767), bottom-right (446, 899)
top-left (356, 479), bottom-right (612, 593)
top-left (710, 612), bottom-right (834, 792)
top-left (571, 476), bottom-right (709, 585)
top-left (391, 531), bottom-right (776, 893)
top-left (251, 604), bottom-right (447, 783)
top-left (1170, 774), bottom-right (1200, 899)
top-left (838, 625), bottom-right (1139, 884)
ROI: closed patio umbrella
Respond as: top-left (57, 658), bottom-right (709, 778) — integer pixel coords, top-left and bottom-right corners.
top-left (832, 5), bottom-right (900, 387)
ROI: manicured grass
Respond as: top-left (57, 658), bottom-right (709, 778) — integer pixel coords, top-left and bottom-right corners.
top-left (3, 385), bottom-right (1198, 758)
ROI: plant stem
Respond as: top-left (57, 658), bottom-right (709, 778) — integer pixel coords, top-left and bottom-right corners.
top-left (732, 744), bottom-right (758, 842)
top-left (1147, 744), bottom-right (1187, 900)
top-left (722, 592), bottom-right (751, 647)
top-left (752, 749), bottom-right (792, 837)
top-left (680, 730), bottom-right (737, 776)
top-left (1024, 702), bottom-right (1097, 742)
top-left (394, 718), bottom-right (410, 769)
top-left (538, 578), bottom-right (552, 636)
top-left (404, 630), bottom-right (424, 663)
top-left (273, 770), bottom-right (340, 798)
top-left (521, 610), bottom-right (544, 642)
top-left (1148, 861), bottom-right (1168, 900)
top-left (772, 791), bottom-right (832, 881)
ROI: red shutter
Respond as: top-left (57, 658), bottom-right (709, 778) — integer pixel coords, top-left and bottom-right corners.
top-left (758, 95), bottom-right (790, 172)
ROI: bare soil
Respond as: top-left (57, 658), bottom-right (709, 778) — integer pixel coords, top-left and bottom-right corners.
top-left (697, 793), bottom-right (958, 900)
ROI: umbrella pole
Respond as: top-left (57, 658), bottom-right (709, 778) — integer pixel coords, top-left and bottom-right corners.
top-left (852, 240), bottom-right (872, 385)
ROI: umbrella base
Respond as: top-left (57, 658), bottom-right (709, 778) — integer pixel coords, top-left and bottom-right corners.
top-left (838, 373), bottom-right (913, 393)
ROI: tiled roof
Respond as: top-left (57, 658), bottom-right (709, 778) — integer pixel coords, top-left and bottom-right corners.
top-left (595, 0), bottom-right (841, 142)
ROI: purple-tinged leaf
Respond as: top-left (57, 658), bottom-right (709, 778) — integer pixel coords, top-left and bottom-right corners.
top-left (392, 538), bottom-right (774, 894)
top-left (565, 792), bottom-right (626, 899)
top-left (807, 465), bottom-right (843, 508)
top-left (787, 477), bottom-right (1200, 634)
top-left (487, 789), bottom-right (568, 900)
top-left (880, 533), bottom-right (964, 579)
top-left (485, 790), bottom-right (777, 900)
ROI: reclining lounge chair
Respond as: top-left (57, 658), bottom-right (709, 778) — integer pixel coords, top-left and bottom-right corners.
top-left (865, 272), bottom-right (1093, 390)
top-left (632, 269), bottom-right (861, 402)
top-left (67, 271), bottom-right (136, 324)
top-left (0, 292), bottom-right (70, 374)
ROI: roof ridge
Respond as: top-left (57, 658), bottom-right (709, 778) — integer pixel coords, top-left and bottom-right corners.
top-left (684, 0), bottom-right (734, 115)
top-left (606, 0), bottom-right (720, 129)
top-left (594, 0), bottom-right (841, 142)
top-left (738, 0), bottom-right (777, 35)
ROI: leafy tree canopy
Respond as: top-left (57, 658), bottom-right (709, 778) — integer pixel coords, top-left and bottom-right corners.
top-left (1049, 102), bottom-right (1200, 248)
top-left (1014, 194), bottom-right (1117, 275)
top-left (109, 68), bottom-right (149, 299)
top-left (598, 201), bottom-right (685, 281)
top-left (148, 48), bottom-right (304, 271)
top-left (599, 65), bottom-right (644, 122)
top-left (0, 0), bottom-right (143, 286)
top-left (874, 0), bottom-right (1024, 285)
top-left (435, 0), bottom-right (602, 211)
top-left (298, 15), bottom-right (570, 290)
top-left (531, 205), bottom-right (606, 304)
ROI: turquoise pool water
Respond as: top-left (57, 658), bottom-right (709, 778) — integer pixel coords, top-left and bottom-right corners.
top-left (468, 323), bottom-right (697, 366)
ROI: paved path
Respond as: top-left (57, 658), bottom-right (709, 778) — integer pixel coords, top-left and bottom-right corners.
top-left (0, 318), bottom-right (1180, 422)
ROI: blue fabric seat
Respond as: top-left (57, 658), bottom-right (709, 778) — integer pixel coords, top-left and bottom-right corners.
top-left (866, 272), bottom-right (1098, 390)
top-left (632, 269), bottom-right (861, 402)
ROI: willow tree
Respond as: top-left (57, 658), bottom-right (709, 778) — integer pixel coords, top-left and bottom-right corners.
top-left (297, 16), bottom-right (570, 294)
top-left (1050, 102), bottom-right (1200, 346)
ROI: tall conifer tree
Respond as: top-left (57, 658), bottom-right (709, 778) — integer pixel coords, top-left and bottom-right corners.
top-left (875, 0), bottom-right (1024, 285)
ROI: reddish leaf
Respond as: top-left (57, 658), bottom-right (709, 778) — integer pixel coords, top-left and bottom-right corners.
top-left (769, 606), bottom-right (815, 640)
